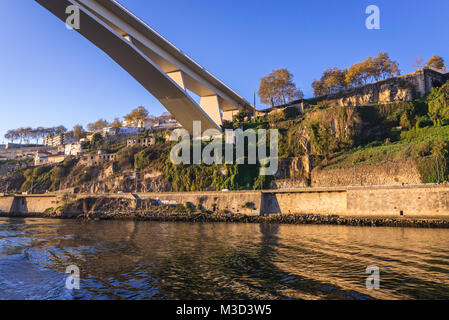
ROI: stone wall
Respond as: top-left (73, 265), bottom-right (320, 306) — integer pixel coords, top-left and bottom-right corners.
top-left (263, 185), bottom-right (449, 218)
top-left (0, 192), bottom-right (263, 216)
top-left (262, 189), bottom-right (347, 215)
top-left (346, 186), bottom-right (449, 217)
top-left (4, 185), bottom-right (449, 218)
top-left (10, 195), bottom-right (61, 214)
top-left (138, 191), bottom-right (262, 216)
top-left (0, 146), bottom-right (57, 160)
top-left (309, 68), bottom-right (449, 107)
top-left (311, 159), bottom-right (422, 187)
top-left (0, 196), bottom-right (15, 213)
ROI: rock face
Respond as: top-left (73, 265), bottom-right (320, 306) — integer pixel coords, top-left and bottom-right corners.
top-left (271, 158), bottom-right (422, 188)
top-left (274, 156), bottom-right (311, 188)
top-left (311, 159), bottom-right (422, 187)
top-left (310, 68), bottom-right (449, 107)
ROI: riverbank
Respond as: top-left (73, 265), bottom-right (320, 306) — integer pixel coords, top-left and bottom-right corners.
top-left (3, 184), bottom-right (449, 228)
top-left (2, 210), bottom-right (449, 229)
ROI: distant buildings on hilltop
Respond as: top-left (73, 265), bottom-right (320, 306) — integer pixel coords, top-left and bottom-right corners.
top-left (43, 132), bottom-right (76, 147)
top-left (28, 115), bottom-right (181, 167)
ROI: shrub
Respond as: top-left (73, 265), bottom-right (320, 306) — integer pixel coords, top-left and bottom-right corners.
top-left (413, 142), bottom-right (432, 157)
top-left (415, 116), bottom-right (433, 129)
top-left (400, 112), bottom-right (412, 129)
top-left (431, 140), bottom-right (449, 159)
top-left (267, 111), bottom-right (286, 124)
top-left (184, 202), bottom-right (196, 213)
top-left (417, 157), bottom-right (440, 183)
top-left (428, 81), bottom-right (449, 126)
top-left (377, 101), bottom-right (415, 126)
top-left (89, 133), bottom-right (104, 151)
top-left (116, 146), bottom-right (141, 169)
top-left (242, 202), bottom-right (256, 210)
top-left (253, 174), bottom-right (272, 190)
top-left (134, 147), bottom-right (163, 170)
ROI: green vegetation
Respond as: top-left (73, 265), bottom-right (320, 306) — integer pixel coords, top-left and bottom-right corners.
top-left (19, 157), bottom-right (78, 192)
top-left (159, 151), bottom-right (261, 191)
top-left (3, 71), bottom-right (449, 194)
top-left (428, 81), bottom-right (449, 126)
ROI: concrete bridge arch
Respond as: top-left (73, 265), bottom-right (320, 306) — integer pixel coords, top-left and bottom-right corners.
top-left (35, 0), bottom-right (253, 133)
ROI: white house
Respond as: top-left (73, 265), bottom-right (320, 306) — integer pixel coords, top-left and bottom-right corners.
top-left (119, 127), bottom-right (144, 135)
top-left (34, 150), bottom-right (53, 166)
top-left (34, 150), bottom-right (65, 166)
top-left (65, 143), bottom-right (83, 156)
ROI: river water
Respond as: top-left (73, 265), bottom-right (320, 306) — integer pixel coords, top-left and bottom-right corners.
top-left (1, 217), bottom-right (449, 300)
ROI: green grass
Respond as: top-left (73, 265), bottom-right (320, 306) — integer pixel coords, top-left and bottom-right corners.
top-left (325, 125), bottom-right (449, 168)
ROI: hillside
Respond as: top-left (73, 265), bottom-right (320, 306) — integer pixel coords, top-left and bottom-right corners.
top-left (1, 80), bottom-right (449, 193)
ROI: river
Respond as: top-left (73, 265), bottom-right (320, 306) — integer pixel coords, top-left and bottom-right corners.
top-left (1, 217), bottom-right (449, 300)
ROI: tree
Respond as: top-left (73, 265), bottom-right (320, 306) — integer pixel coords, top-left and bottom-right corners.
top-left (110, 118), bottom-right (122, 128)
top-left (312, 68), bottom-right (348, 96)
top-left (258, 69), bottom-right (303, 107)
top-left (232, 105), bottom-right (254, 125)
top-left (4, 130), bottom-right (13, 143)
top-left (313, 52), bottom-right (400, 96)
top-left (90, 132), bottom-right (103, 146)
top-left (345, 60), bottom-right (369, 87)
top-left (87, 119), bottom-right (108, 132)
top-left (73, 125), bottom-right (84, 138)
top-left (36, 127), bottom-right (46, 144)
top-left (432, 140), bottom-right (448, 159)
top-left (30, 128), bottom-right (39, 144)
top-left (16, 128), bottom-right (25, 144)
top-left (426, 55), bottom-right (446, 72)
top-left (55, 125), bottom-right (67, 135)
top-left (44, 127), bottom-right (56, 137)
top-left (124, 106), bottom-right (149, 126)
top-left (346, 52), bottom-right (400, 87)
top-left (370, 52), bottom-right (400, 81)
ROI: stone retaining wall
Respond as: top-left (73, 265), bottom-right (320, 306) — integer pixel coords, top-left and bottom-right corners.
top-left (2, 185), bottom-right (449, 218)
top-left (311, 160), bottom-right (422, 187)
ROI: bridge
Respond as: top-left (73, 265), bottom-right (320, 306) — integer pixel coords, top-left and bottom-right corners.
top-left (35, 0), bottom-right (253, 133)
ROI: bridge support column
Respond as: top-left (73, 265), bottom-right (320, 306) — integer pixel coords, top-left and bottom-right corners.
top-left (200, 95), bottom-right (222, 128)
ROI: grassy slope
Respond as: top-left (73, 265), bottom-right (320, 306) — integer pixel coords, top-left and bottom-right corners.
top-left (326, 126), bottom-right (449, 169)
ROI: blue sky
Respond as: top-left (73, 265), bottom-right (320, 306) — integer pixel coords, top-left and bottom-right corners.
top-left (1, 0), bottom-right (448, 143)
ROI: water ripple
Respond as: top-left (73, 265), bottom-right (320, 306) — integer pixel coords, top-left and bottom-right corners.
top-left (1, 218), bottom-right (449, 299)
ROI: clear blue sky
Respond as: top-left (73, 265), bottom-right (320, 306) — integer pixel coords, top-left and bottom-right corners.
top-left (1, 0), bottom-right (448, 143)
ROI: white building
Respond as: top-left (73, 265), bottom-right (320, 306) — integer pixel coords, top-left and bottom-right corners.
top-left (154, 119), bottom-right (182, 131)
top-left (121, 120), bottom-right (155, 130)
top-left (65, 143), bottom-right (83, 156)
top-left (102, 127), bottom-right (121, 136)
top-left (119, 127), bottom-right (144, 135)
top-left (34, 150), bottom-right (65, 166)
top-left (43, 133), bottom-right (77, 147)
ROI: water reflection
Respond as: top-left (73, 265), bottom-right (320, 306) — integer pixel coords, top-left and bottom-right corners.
top-left (1, 218), bottom-right (449, 300)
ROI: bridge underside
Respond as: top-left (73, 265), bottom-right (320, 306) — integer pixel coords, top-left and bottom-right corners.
top-left (35, 0), bottom-right (252, 133)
